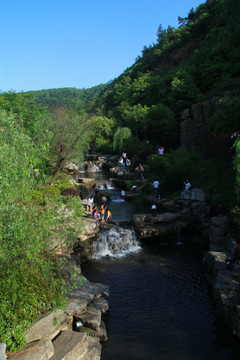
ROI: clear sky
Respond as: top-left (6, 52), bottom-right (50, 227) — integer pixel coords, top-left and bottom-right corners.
top-left (0, 0), bottom-right (204, 93)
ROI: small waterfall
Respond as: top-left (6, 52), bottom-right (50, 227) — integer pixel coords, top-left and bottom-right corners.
top-left (91, 226), bottom-right (141, 259)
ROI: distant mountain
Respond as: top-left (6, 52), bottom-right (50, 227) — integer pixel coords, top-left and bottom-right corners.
top-left (25, 84), bottom-right (108, 113)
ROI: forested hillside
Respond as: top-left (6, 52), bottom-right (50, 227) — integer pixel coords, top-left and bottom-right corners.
top-left (27, 84), bottom-right (107, 113)
top-left (91, 0), bottom-right (240, 148)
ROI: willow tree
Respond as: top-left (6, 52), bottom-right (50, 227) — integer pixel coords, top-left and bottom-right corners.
top-left (113, 127), bottom-right (131, 152)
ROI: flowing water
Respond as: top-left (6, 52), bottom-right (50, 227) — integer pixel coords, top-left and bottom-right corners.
top-left (82, 242), bottom-right (240, 360)
top-left (79, 170), bottom-right (240, 359)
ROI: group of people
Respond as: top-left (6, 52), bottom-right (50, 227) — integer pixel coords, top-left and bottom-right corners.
top-left (135, 164), bottom-right (144, 179)
top-left (87, 194), bottom-right (112, 222)
top-left (118, 152), bottom-right (131, 171)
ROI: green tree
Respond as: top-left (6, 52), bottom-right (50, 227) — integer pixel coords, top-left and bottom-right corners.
top-left (146, 104), bottom-right (178, 147)
top-left (113, 127), bottom-right (132, 152)
top-left (208, 96), bottom-right (240, 135)
top-left (48, 107), bottom-right (95, 183)
top-left (0, 110), bottom-right (67, 350)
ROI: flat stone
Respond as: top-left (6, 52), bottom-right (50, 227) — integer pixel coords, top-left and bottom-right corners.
top-left (91, 297), bottom-right (109, 313)
top-left (50, 330), bottom-right (101, 360)
top-left (0, 343), bottom-right (6, 360)
top-left (24, 309), bottom-right (68, 343)
top-left (78, 304), bottom-right (101, 331)
top-left (8, 339), bottom-right (54, 360)
top-left (80, 320), bottom-right (108, 342)
top-left (92, 283), bottom-right (110, 298)
top-left (65, 278), bottom-right (95, 316)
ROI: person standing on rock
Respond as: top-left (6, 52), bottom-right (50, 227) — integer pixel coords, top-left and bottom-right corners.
top-left (153, 179), bottom-right (160, 195)
top-left (139, 164), bottom-right (144, 179)
top-left (121, 190), bottom-right (125, 200)
top-left (119, 156), bottom-right (124, 169)
top-left (151, 204), bottom-right (157, 217)
top-left (87, 195), bottom-right (94, 213)
top-left (100, 204), bottom-right (105, 222)
top-left (125, 158), bottom-right (131, 172)
top-left (184, 179), bottom-right (191, 191)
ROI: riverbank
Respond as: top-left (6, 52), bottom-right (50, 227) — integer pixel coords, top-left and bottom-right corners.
top-left (3, 154), bottom-right (239, 359)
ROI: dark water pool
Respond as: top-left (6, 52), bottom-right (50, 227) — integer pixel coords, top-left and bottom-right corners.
top-left (82, 241), bottom-right (240, 360)
top-left (79, 170), bottom-right (240, 359)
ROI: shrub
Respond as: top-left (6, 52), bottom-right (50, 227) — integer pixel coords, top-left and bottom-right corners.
top-left (146, 150), bottom-right (202, 191)
top-left (61, 188), bottom-right (80, 197)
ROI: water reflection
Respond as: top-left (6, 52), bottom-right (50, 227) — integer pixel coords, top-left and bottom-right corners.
top-left (82, 242), bottom-right (240, 360)
top-left (79, 170), bottom-right (240, 359)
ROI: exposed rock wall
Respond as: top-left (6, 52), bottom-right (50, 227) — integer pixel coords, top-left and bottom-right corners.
top-left (180, 91), bottom-right (232, 153)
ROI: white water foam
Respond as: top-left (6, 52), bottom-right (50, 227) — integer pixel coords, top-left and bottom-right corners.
top-left (91, 226), bottom-right (141, 259)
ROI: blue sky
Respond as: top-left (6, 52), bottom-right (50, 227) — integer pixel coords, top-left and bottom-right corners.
top-left (0, 0), bottom-right (204, 93)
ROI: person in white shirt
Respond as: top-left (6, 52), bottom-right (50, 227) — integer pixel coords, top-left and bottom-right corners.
top-left (184, 180), bottom-right (191, 191)
top-left (87, 195), bottom-right (94, 212)
top-left (153, 180), bottom-right (160, 194)
top-left (121, 190), bottom-right (125, 200)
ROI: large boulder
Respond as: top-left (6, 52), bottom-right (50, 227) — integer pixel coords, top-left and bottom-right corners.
top-left (133, 212), bottom-right (190, 240)
top-left (78, 218), bottom-right (100, 241)
top-left (49, 330), bottom-right (101, 360)
top-left (78, 304), bottom-right (102, 331)
top-left (77, 178), bottom-right (96, 189)
top-left (181, 188), bottom-right (206, 202)
top-left (7, 339), bottom-right (54, 360)
top-left (65, 277), bottom-right (95, 316)
top-left (24, 310), bottom-right (69, 344)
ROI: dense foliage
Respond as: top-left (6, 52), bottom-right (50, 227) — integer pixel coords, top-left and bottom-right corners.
top-left (0, 104), bottom-right (85, 350)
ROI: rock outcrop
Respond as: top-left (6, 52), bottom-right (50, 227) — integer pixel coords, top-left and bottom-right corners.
top-left (203, 238), bottom-right (240, 337)
top-left (133, 212), bottom-right (190, 239)
top-left (6, 256), bottom-right (109, 360)
top-left (180, 91), bottom-right (233, 154)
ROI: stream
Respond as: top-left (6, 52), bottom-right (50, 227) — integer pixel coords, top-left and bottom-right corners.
top-left (79, 170), bottom-right (240, 359)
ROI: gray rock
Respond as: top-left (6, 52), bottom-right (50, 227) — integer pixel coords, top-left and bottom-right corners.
top-left (78, 218), bottom-right (100, 241)
top-left (215, 271), bottom-right (240, 291)
top-left (191, 201), bottom-right (206, 216)
top-left (98, 321), bottom-right (108, 342)
top-left (190, 188), bottom-right (206, 202)
top-left (65, 278), bottom-right (95, 316)
top-left (92, 283), bottom-right (110, 298)
top-left (180, 189), bottom-right (191, 200)
top-left (91, 297), bottom-right (109, 313)
top-left (77, 177), bottom-right (96, 189)
top-left (78, 304), bottom-right (102, 331)
top-left (0, 343), bottom-right (6, 360)
top-left (24, 309), bottom-right (68, 343)
top-left (8, 339), bottom-right (54, 360)
top-left (50, 330), bottom-right (101, 360)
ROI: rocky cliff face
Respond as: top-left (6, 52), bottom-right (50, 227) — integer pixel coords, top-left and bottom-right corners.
top-left (180, 91), bottom-right (232, 155)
